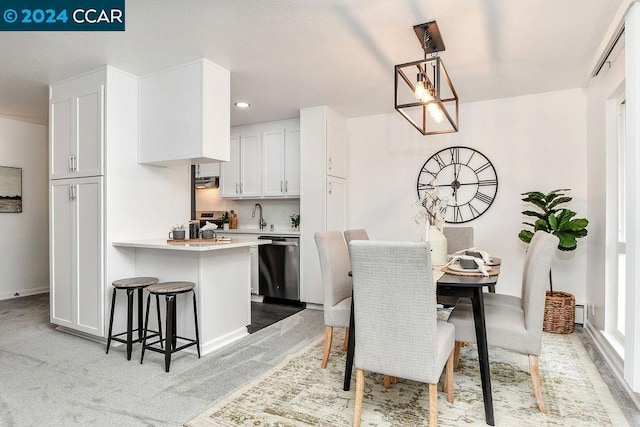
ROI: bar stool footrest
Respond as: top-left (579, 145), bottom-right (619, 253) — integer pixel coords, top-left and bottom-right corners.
top-left (110, 329), bottom-right (160, 344)
top-left (143, 337), bottom-right (198, 355)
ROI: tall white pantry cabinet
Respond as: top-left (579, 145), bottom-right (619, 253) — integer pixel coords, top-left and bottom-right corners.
top-left (49, 67), bottom-right (141, 338)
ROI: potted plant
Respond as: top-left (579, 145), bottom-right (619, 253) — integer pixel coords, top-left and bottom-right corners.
top-left (290, 214), bottom-right (300, 230)
top-left (518, 189), bottom-right (588, 333)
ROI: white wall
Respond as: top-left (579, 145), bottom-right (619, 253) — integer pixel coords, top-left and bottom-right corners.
top-left (347, 88), bottom-right (588, 302)
top-left (0, 118), bottom-right (48, 299)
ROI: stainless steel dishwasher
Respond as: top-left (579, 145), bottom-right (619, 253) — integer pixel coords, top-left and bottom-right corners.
top-left (258, 236), bottom-right (300, 301)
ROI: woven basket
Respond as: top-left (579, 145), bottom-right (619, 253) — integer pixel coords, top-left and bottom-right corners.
top-left (543, 291), bottom-right (575, 334)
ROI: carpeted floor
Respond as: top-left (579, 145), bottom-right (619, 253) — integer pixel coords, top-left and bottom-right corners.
top-left (0, 293), bottom-right (324, 426)
top-left (187, 327), bottom-right (629, 426)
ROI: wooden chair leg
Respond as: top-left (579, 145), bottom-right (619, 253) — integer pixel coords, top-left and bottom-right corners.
top-left (354, 368), bottom-right (365, 427)
top-left (453, 341), bottom-right (462, 370)
top-left (446, 350), bottom-right (454, 403)
top-left (342, 327), bottom-right (349, 351)
top-left (529, 355), bottom-right (546, 413)
top-left (321, 326), bottom-right (333, 369)
top-left (391, 376), bottom-right (397, 384)
top-left (429, 383), bottom-right (438, 426)
top-left (383, 375), bottom-right (391, 389)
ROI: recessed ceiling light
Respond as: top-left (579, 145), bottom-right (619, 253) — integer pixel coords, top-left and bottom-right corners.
top-left (234, 102), bottom-right (250, 108)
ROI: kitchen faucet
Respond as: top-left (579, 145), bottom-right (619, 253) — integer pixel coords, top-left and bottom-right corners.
top-left (252, 203), bottom-right (267, 230)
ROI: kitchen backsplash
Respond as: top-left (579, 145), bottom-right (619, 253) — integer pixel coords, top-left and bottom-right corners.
top-left (195, 188), bottom-right (300, 229)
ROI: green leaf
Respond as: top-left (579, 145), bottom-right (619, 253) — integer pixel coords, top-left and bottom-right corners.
top-left (534, 218), bottom-right (550, 232)
top-left (564, 218), bottom-right (588, 231)
top-left (518, 230), bottom-right (533, 243)
top-left (557, 233), bottom-right (577, 251)
top-left (521, 210), bottom-right (545, 219)
top-left (548, 196), bottom-right (572, 209)
top-left (548, 214), bottom-right (558, 230)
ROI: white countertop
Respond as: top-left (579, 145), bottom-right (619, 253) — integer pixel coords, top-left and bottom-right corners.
top-left (215, 228), bottom-right (300, 237)
top-left (112, 237), bottom-right (271, 252)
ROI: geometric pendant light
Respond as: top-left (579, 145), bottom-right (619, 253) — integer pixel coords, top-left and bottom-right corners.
top-left (394, 21), bottom-right (459, 135)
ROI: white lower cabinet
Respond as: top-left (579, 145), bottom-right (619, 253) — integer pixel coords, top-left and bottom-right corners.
top-left (326, 176), bottom-right (347, 231)
top-left (216, 232), bottom-right (260, 294)
top-left (50, 176), bottom-right (104, 336)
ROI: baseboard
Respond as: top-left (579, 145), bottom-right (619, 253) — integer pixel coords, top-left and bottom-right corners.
top-left (303, 302), bottom-right (323, 311)
top-left (55, 325), bottom-right (107, 345)
top-left (195, 327), bottom-right (249, 356)
top-left (0, 287), bottom-right (49, 301)
top-left (584, 321), bottom-right (640, 410)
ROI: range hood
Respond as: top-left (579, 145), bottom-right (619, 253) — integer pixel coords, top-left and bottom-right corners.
top-left (195, 176), bottom-right (219, 189)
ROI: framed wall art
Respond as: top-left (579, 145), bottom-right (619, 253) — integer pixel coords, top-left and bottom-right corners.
top-left (0, 166), bottom-right (22, 213)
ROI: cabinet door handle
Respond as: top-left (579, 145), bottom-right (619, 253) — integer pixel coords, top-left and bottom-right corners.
top-left (285, 180), bottom-right (288, 192)
top-left (197, 165), bottom-right (200, 176)
top-left (68, 156), bottom-right (73, 172)
top-left (280, 181), bottom-right (283, 192)
top-left (240, 183), bottom-right (243, 194)
top-left (69, 185), bottom-right (73, 200)
top-left (328, 182), bottom-right (332, 195)
top-left (72, 156), bottom-right (77, 172)
top-left (236, 183), bottom-right (239, 194)
top-left (328, 157), bottom-right (332, 171)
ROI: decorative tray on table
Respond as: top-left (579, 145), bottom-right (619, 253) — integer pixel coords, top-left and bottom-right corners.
top-left (441, 261), bottom-right (500, 276)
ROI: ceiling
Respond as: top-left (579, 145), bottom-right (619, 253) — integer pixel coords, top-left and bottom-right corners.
top-left (0, 0), bottom-right (622, 127)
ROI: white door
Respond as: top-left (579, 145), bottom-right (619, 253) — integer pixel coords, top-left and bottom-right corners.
top-left (326, 121), bottom-right (347, 178)
top-left (50, 180), bottom-right (75, 327)
top-left (284, 129), bottom-right (300, 196)
top-left (50, 97), bottom-right (74, 180)
top-left (220, 136), bottom-right (240, 197)
top-left (326, 177), bottom-right (347, 231)
top-left (262, 129), bottom-right (285, 197)
top-left (75, 85), bottom-right (104, 177)
top-left (74, 177), bottom-right (104, 336)
top-left (240, 134), bottom-right (261, 197)
top-left (49, 177), bottom-right (103, 336)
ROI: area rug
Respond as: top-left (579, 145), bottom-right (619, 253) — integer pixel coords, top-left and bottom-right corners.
top-left (186, 327), bottom-right (628, 426)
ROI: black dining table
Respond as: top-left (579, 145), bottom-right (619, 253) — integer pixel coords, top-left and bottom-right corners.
top-left (344, 268), bottom-right (500, 426)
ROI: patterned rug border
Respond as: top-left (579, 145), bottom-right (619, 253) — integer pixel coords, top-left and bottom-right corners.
top-left (186, 330), bottom-right (629, 426)
top-left (184, 334), bottom-right (325, 427)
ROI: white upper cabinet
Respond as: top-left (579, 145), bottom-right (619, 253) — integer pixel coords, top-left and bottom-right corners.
top-left (326, 119), bottom-right (347, 178)
top-left (220, 132), bottom-right (261, 198)
top-left (196, 162), bottom-right (220, 178)
top-left (261, 122), bottom-right (300, 198)
top-left (139, 59), bottom-right (230, 167)
top-left (222, 119), bottom-right (300, 199)
top-left (50, 69), bottom-right (105, 180)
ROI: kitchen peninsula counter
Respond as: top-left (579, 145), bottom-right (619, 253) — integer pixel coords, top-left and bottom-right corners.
top-left (113, 237), bottom-right (268, 251)
top-left (113, 237), bottom-right (271, 356)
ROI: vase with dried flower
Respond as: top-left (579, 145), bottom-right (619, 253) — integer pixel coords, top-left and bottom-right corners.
top-left (414, 179), bottom-right (449, 265)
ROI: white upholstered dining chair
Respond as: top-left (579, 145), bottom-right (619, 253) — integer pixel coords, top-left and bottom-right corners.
top-left (442, 226), bottom-right (474, 253)
top-left (447, 231), bottom-right (558, 413)
top-left (350, 240), bottom-right (455, 426)
top-left (344, 229), bottom-right (369, 249)
top-left (314, 231), bottom-right (352, 368)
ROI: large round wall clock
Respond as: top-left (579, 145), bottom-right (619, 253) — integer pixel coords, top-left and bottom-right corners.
top-left (416, 146), bottom-right (498, 224)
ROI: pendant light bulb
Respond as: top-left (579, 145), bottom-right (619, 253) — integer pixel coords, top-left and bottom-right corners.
top-left (428, 103), bottom-right (444, 123)
top-left (421, 88), bottom-right (434, 103)
top-left (414, 74), bottom-right (426, 99)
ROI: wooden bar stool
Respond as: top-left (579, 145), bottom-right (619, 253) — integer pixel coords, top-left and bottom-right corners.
top-left (140, 281), bottom-right (201, 372)
top-left (106, 276), bottom-right (162, 360)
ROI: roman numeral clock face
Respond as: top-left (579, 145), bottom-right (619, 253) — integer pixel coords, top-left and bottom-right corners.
top-left (416, 146), bottom-right (498, 223)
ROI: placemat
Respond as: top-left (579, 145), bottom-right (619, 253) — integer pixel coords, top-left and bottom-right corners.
top-left (441, 266), bottom-right (500, 276)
